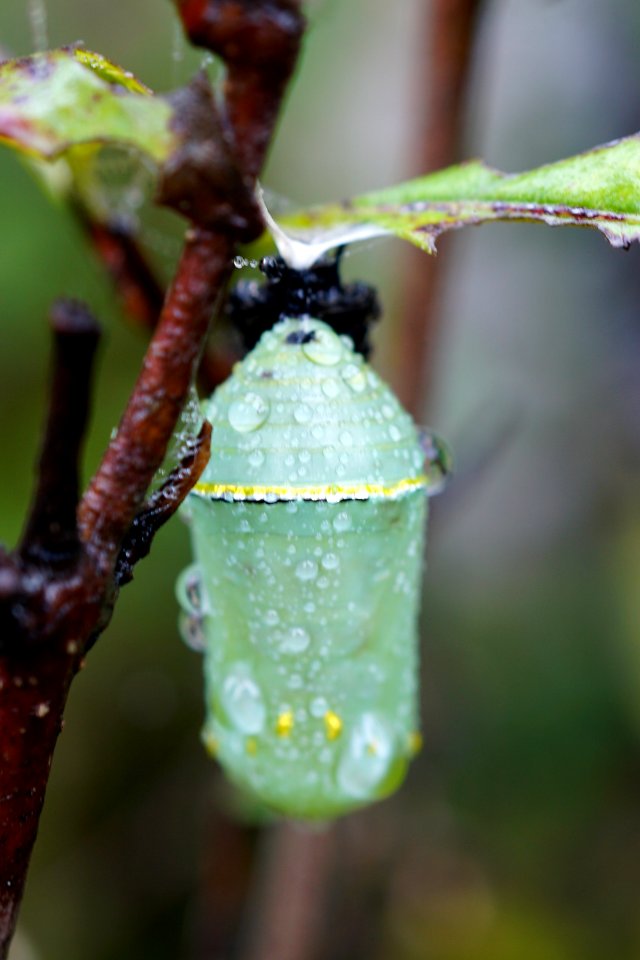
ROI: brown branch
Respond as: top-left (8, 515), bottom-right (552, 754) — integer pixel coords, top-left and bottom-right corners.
top-left (0, 4), bottom-right (306, 956)
top-left (185, 800), bottom-right (259, 959)
top-left (0, 300), bottom-right (102, 955)
top-left (19, 300), bottom-right (100, 568)
top-left (78, 226), bottom-right (229, 565)
top-left (75, 209), bottom-right (165, 332)
top-left (174, 0), bottom-right (306, 178)
top-left (0, 639), bottom-right (79, 958)
top-left (397, 0), bottom-right (484, 415)
top-left (240, 822), bottom-right (336, 960)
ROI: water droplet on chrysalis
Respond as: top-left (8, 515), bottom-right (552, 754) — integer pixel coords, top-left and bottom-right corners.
top-left (419, 429), bottom-right (453, 496)
top-left (221, 663), bottom-right (266, 734)
top-left (302, 328), bottom-right (343, 366)
top-left (295, 559), bottom-right (319, 581)
top-left (229, 393), bottom-right (270, 432)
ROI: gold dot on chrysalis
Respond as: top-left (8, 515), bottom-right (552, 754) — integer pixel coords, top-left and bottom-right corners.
top-left (366, 740), bottom-right (379, 756)
top-left (324, 710), bottom-right (342, 741)
top-left (202, 731), bottom-right (219, 757)
top-left (276, 711), bottom-right (294, 737)
top-left (245, 737), bottom-right (258, 756)
top-left (408, 731), bottom-right (423, 756)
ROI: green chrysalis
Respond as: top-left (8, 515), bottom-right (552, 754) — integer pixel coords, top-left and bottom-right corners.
top-left (177, 315), bottom-right (443, 819)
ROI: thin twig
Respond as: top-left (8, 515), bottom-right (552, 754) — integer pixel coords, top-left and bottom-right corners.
top-left (19, 299), bottom-right (100, 567)
top-left (240, 822), bottom-right (336, 960)
top-left (75, 209), bottom-right (165, 332)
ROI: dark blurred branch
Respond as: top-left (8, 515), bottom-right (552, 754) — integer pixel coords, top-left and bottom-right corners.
top-left (186, 798), bottom-right (259, 959)
top-left (240, 822), bottom-right (336, 960)
top-left (0, 5), bottom-right (305, 956)
top-left (322, 7), bottom-right (484, 960)
top-left (19, 299), bottom-right (100, 567)
top-left (75, 209), bottom-right (165, 332)
top-left (417, 0), bottom-right (484, 175)
top-left (0, 302), bottom-right (103, 955)
top-left (397, 0), bottom-right (484, 415)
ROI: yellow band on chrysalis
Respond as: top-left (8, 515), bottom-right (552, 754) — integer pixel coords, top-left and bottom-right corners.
top-left (193, 475), bottom-right (428, 502)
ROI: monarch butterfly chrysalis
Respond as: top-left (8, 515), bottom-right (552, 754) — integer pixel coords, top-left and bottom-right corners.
top-left (177, 260), bottom-right (449, 820)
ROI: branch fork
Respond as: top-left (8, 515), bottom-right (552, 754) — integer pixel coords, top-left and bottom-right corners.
top-left (0, 3), bottom-right (305, 955)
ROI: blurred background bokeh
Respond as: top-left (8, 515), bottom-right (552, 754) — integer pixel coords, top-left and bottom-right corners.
top-left (2, 1), bottom-right (640, 958)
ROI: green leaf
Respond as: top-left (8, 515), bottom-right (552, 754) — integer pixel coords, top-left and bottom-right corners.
top-left (0, 48), bottom-right (176, 165)
top-left (278, 135), bottom-right (640, 263)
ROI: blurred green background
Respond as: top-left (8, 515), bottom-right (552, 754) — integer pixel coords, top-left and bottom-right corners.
top-left (2, 1), bottom-right (640, 958)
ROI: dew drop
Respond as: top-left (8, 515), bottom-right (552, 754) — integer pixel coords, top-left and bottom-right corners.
top-left (321, 553), bottom-right (339, 571)
top-left (178, 612), bottom-right (206, 653)
top-left (336, 713), bottom-right (395, 798)
top-left (295, 559), bottom-right (318, 581)
top-left (274, 625), bottom-right (311, 654)
top-left (294, 404), bottom-right (313, 424)
top-left (321, 378), bottom-right (340, 399)
top-left (228, 393), bottom-right (270, 433)
top-left (264, 609), bottom-right (279, 626)
top-left (420, 428), bottom-right (453, 496)
top-left (248, 449), bottom-right (265, 468)
top-left (302, 328), bottom-right (343, 366)
top-left (332, 511), bottom-right (351, 533)
top-left (388, 425), bottom-right (401, 442)
top-left (310, 696), bottom-right (328, 718)
top-left (339, 431), bottom-right (353, 448)
top-left (342, 363), bottom-right (367, 393)
top-left (175, 563), bottom-right (204, 616)
top-left (221, 664), bottom-right (266, 734)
